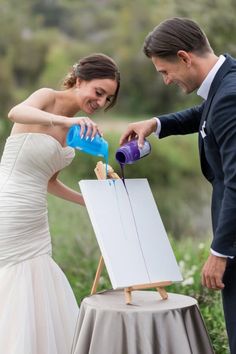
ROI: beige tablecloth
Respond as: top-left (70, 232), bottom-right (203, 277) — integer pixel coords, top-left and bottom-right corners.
top-left (71, 290), bottom-right (214, 354)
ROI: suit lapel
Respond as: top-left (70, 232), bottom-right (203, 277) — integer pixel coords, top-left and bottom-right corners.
top-left (199, 54), bottom-right (235, 181)
top-left (199, 54), bottom-right (234, 129)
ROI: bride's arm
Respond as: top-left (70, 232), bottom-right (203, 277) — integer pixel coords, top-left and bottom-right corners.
top-left (8, 88), bottom-right (66, 127)
top-left (47, 175), bottom-right (85, 206)
top-left (8, 88), bottom-right (100, 136)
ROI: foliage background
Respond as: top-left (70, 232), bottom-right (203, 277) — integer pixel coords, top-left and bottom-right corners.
top-left (1, 0), bottom-right (235, 352)
top-left (1, 0), bottom-right (236, 132)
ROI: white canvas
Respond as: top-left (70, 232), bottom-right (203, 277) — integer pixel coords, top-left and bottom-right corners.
top-left (79, 179), bottom-right (183, 288)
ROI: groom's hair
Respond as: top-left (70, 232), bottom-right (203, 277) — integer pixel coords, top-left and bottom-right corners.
top-left (143, 17), bottom-right (213, 60)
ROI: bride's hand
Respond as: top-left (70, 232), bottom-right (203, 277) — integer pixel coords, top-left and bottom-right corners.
top-left (64, 117), bottom-right (102, 139)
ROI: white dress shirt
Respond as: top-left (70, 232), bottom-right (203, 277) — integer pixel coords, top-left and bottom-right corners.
top-left (197, 55), bottom-right (226, 99)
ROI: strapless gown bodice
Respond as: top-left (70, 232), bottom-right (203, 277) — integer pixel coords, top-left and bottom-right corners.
top-left (0, 133), bottom-right (75, 267)
top-left (0, 133), bottom-right (78, 354)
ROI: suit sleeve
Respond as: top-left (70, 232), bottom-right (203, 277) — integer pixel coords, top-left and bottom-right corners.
top-left (211, 93), bottom-right (236, 255)
top-left (158, 103), bottom-right (205, 138)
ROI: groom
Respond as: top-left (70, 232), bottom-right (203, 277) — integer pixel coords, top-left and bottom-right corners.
top-left (120, 17), bottom-right (236, 354)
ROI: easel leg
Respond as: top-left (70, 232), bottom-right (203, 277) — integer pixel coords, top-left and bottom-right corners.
top-left (91, 256), bottom-right (104, 295)
top-left (124, 287), bottom-right (132, 304)
top-left (156, 287), bottom-right (168, 300)
top-left (90, 162), bottom-right (120, 295)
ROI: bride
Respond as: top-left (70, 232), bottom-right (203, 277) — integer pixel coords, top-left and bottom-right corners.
top-left (0, 53), bottom-right (120, 354)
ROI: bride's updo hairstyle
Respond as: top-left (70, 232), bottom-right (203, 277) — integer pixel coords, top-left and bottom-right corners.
top-left (63, 53), bottom-right (120, 110)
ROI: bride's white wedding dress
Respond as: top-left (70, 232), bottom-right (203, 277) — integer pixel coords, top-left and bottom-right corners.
top-left (0, 133), bottom-right (79, 354)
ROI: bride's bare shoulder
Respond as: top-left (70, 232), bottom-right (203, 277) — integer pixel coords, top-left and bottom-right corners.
top-left (29, 88), bottom-right (56, 99)
top-left (17, 88), bottom-right (57, 110)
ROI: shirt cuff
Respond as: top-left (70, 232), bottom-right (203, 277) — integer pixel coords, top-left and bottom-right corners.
top-left (210, 248), bottom-right (234, 259)
top-left (153, 117), bottom-right (161, 138)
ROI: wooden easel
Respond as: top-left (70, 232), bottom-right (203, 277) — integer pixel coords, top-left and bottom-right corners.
top-left (90, 161), bottom-right (172, 304)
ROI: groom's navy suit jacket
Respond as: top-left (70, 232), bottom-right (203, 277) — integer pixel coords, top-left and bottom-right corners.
top-left (159, 54), bottom-right (236, 256)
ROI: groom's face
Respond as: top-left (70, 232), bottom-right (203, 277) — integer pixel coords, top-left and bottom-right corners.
top-left (151, 55), bottom-right (199, 94)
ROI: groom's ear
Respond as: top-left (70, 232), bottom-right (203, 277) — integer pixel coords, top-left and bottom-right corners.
top-left (177, 50), bottom-right (192, 68)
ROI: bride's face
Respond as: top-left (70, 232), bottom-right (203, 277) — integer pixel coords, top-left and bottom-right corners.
top-left (75, 78), bottom-right (117, 114)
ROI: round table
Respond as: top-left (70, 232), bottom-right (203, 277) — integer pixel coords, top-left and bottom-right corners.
top-left (71, 290), bottom-right (214, 354)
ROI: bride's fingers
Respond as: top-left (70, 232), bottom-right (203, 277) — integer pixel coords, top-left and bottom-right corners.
top-left (78, 119), bottom-right (87, 138)
top-left (81, 118), bottom-right (101, 140)
top-left (86, 122), bottom-right (99, 140)
top-left (78, 118), bottom-right (94, 138)
top-left (71, 117), bottom-right (100, 140)
top-left (91, 124), bottom-right (103, 139)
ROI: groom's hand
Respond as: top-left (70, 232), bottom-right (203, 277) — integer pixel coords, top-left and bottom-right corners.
top-left (201, 254), bottom-right (227, 290)
top-left (119, 118), bottom-right (157, 148)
